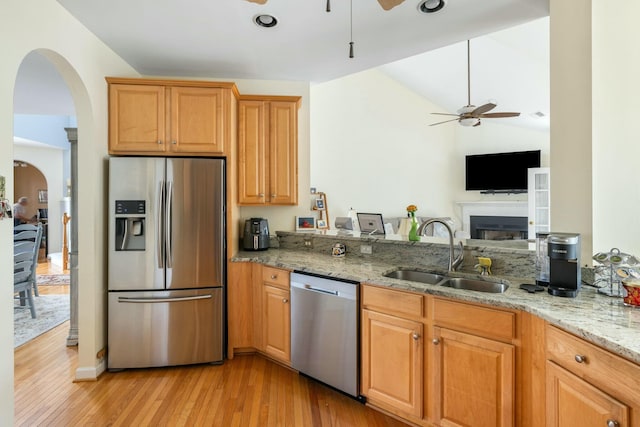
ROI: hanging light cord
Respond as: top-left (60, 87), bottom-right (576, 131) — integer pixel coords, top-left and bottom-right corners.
top-left (326, 0), bottom-right (330, 12)
top-left (349, 0), bottom-right (354, 58)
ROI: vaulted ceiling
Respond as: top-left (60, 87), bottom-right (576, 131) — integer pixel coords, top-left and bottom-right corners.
top-left (14, 0), bottom-right (549, 130)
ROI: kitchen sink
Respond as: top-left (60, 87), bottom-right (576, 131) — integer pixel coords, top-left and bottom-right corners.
top-left (440, 277), bottom-right (509, 293)
top-left (383, 269), bottom-right (447, 285)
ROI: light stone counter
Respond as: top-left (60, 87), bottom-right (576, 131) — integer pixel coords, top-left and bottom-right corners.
top-left (232, 248), bottom-right (640, 365)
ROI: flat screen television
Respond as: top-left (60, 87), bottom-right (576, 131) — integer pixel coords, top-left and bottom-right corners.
top-left (465, 150), bottom-right (541, 193)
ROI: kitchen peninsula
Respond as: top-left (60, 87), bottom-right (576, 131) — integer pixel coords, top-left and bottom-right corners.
top-left (229, 231), bottom-right (640, 427)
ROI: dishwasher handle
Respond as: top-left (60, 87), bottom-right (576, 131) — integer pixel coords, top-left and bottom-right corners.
top-left (303, 284), bottom-right (340, 296)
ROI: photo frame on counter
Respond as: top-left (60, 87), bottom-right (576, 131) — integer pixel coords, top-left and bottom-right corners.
top-left (314, 198), bottom-right (325, 210)
top-left (357, 213), bottom-right (385, 235)
top-left (316, 219), bottom-right (328, 229)
top-left (295, 216), bottom-right (316, 231)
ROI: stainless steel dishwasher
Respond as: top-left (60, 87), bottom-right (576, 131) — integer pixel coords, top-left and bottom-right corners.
top-left (290, 272), bottom-right (364, 401)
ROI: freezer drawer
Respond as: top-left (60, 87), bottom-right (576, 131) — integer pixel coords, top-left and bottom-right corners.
top-left (108, 288), bottom-right (223, 369)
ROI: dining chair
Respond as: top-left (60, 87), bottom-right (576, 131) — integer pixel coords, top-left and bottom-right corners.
top-left (14, 251), bottom-right (37, 318)
top-left (14, 223), bottom-right (43, 297)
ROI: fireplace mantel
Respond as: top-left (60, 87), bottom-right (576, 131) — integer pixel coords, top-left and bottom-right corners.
top-left (456, 201), bottom-right (528, 238)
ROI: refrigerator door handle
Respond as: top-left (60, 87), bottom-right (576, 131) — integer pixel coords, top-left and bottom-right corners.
top-left (117, 295), bottom-right (212, 303)
top-left (166, 180), bottom-right (173, 268)
top-left (157, 181), bottom-right (165, 269)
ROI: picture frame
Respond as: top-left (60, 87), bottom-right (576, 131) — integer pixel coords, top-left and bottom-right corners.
top-left (295, 216), bottom-right (316, 231)
top-left (38, 189), bottom-right (48, 204)
top-left (315, 198), bottom-right (325, 210)
top-left (357, 213), bottom-right (385, 235)
top-left (316, 219), bottom-right (328, 229)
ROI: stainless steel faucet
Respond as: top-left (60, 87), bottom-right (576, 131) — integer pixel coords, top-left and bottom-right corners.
top-left (417, 219), bottom-right (464, 272)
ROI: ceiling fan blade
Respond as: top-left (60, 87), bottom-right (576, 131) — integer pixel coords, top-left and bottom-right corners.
top-left (471, 103), bottom-right (496, 116)
top-left (377, 0), bottom-right (405, 10)
top-left (431, 112), bottom-right (461, 117)
top-left (245, 0), bottom-right (268, 3)
top-left (429, 118), bottom-right (460, 126)
top-left (479, 112), bottom-right (521, 118)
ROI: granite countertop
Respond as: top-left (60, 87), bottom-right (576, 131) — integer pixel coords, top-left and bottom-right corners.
top-left (233, 248), bottom-right (640, 365)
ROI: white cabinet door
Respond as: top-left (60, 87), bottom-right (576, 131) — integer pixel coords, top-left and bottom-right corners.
top-left (528, 167), bottom-right (550, 238)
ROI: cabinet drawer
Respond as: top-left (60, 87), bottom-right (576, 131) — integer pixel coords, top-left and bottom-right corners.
top-left (262, 266), bottom-right (290, 289)
top-left (361, 285), bottom-right (424, 320)
top-left (546, 325), bottom-right (640, 407)
top-left (432, 298), bottom-right (515, 342)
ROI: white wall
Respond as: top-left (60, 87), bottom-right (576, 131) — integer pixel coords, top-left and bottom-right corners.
top-left (310, 68), bottom-right (550, 230)
top-left (592, 2), bottom-right (640, 255)
top-left (310, 69), bottom-right (459, 227)
top-left (14, 142), bottom-right (64, 252)
top-left (0, 1), bottom-right (138, 421)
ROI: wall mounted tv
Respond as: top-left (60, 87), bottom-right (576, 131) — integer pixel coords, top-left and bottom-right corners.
top-left (465, 150), bottom-right (541, 193)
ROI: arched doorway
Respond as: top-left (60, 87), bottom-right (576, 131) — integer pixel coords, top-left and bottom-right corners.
top-left (12, 49), bottom-right (86, 363)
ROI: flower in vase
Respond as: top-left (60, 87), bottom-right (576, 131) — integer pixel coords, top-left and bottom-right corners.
top-left (406, 204), bottom-right (418, 217)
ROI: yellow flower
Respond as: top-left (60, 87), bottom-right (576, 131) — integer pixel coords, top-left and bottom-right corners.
top-left (406, 204), bottom-right (418, 213)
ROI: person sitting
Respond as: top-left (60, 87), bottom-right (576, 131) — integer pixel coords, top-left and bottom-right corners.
top-left (13, 197), bottom-right (31, 226)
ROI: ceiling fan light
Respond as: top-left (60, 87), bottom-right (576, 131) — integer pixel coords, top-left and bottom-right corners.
top-left (459, 117), bottom-right (479, 127)
top-left (254, 14), bottom-right (278, 28)
top-left (418, 0), bottom-right (445, 14)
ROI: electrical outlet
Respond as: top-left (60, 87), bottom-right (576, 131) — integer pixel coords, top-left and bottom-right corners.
top-left (360, 244), bottom-right (372, 254)
top-left (303, 237), bottom-right (313, 248)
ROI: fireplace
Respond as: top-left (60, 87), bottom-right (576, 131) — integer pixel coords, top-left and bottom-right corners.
top-left (470, 215), bottom-right (528, 240)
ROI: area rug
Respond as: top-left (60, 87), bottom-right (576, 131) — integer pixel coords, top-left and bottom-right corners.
top-left (14, 294), bottom-right (70, 348)
top-left (37, 274), bottom-right (70, 286)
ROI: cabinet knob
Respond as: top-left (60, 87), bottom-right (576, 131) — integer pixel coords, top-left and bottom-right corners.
top-left (607, 420), bottom-right (620, 427)
top-left (412, 332), bottom-right (420, 341)
top-left (171, 140), bottom-right (177, 145)
top-left (157, 140), bottom-right (162, 145)
top-left (271, 275), bottom-right (278, 280)
top-left (271, 193), bottom-right (276, 198)
top-left (259, 193), bottom-right (265, 197)
top-left (574, 354), bottom-right (587, 364)
top-left (432, 338), bottom-right (440, 345)
top-left (282, 298), bottom-right (288, 303)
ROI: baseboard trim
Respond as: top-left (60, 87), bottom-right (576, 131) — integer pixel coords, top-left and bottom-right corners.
top-left (74, 359), bottom-right (106, 382)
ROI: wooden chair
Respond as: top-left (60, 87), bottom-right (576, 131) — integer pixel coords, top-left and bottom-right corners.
top-left (14, 251), bottom-right (37, 318)
top-left (14, 223), bottom-right (43, 297)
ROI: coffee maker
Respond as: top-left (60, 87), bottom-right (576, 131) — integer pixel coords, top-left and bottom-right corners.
top-left (243, 218), bottom-right (270, 251)
top-left (547, 233), bottom-right (581, 297)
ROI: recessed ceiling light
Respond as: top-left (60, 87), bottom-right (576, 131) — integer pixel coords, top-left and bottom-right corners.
top-left (254, 14), bottom-right (278, 28)
top-left (418, 0), bottom-right (445, 13)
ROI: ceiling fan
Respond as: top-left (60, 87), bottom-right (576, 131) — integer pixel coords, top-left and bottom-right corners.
top-left (245, 0), bottom-right (407, 11)
top-left (430, 40), bottom-right (520, 127)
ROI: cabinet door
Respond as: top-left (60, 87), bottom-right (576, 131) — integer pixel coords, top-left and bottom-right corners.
top-left (262, 284), bottom-right (290, 362)
top-left (170, 86), bottom-right (225, 154)
top-left (238, 100), bottom-right (268, 204)
top-left (268, 101), bottom-right (298, 205)
top-left (432, 327), bottom-right (514, 427)
top-left (527, 167), bottom-right (550, 238)
top-left (546, 361), bottom-right (629, 427)
top-left (109, 84), bottom-right (166, 153)
top-left (362, 309), bottom-right (423, 418)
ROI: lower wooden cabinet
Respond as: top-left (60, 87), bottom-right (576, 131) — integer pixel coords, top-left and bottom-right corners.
top-left (546, 361), bottom-right (629, 427)
top-left (432, 326), bottom-right (515, 427)
top-left (545, 325), bottom-right (640, 427)
top-left (262, 284), bottom-right (290, 362)
top-left (361, 308), bottom-right (423, 418)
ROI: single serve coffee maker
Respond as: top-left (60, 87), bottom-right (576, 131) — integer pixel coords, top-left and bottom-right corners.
top-left (548, 233), bottom-right (581, 297)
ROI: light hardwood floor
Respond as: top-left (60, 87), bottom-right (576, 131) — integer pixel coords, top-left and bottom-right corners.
top-left (15, 264), bottom-right (409, 427)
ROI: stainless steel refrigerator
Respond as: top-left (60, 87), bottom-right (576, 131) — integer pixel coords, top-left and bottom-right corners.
top-left (107, 157), bottom-right (225, 370)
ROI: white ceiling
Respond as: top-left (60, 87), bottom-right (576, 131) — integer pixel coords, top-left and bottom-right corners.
top-left (13, 0), bottom-right (550, 130)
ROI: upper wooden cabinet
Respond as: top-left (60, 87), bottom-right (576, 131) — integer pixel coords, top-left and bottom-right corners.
top-left (238, 95), bottom-right (300, 205)
top-left (106, 77), bottom-right (238, 156)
